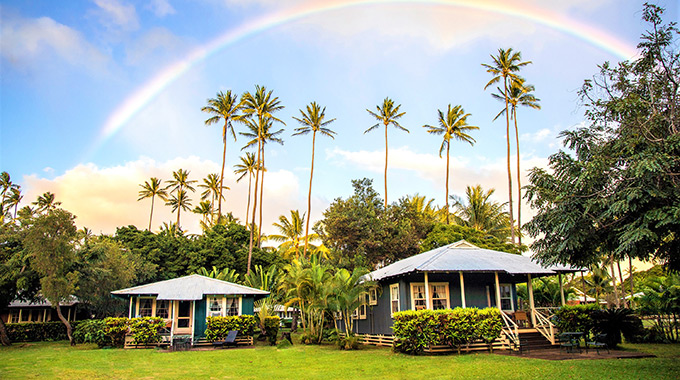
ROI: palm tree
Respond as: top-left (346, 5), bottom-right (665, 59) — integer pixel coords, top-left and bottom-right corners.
top-left (165, 189), bottom-right (193, 227)
top-left (365, 97), bottom-right (408, 209)
top-left (198, 173), bottom-right (227, 222)
top-left (192, 200), bottom-right (213, 226)
top-left (32, 192), bottom-right (61, 213)
top-left (233, 152), bottom-right (260, 226)
top-left (292, 102), bottom-right (337, 256)
top-left (482, 48), bottom-right (531, 244)
top-left (196, 266), bottom-right (240, 283)
top-left (165, 169), bottom-right (196, 228)
top-left (269, 210), bottom-right (319, 260)
top-left (451, 185), bottom-right (511, 240)
top-left (0, 171), bottom-right (19, 207)
top-left (137, 177), bottom-right (168, 231)
top-left (202, 90), bottom-right (243, 219)
top-left (240, 86), bottom-right (285, 274)
top-left (6, 187), bottom-right (22, 219)
top-left (423, 104), bottom-right (478, 224)
top-left (492, 79), bottom-right (540, 245)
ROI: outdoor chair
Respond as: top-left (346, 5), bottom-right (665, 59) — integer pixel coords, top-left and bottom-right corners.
top-left (514, 311), bottom-right (529, 328)
top-left (558, 333), bottom-right (580, 353)
top-left (212, 330), bottom-right (238, 349)
top-left (586, 333), bottom-right (610, 354)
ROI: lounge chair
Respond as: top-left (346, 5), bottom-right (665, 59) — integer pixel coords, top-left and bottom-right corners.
top-left (212, 330), bottom-right (238, 349)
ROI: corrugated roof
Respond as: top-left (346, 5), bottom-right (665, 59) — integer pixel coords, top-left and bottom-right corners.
top-left (9, 295), bottom-right (79, 308)
top-left (368, 240), bottom-right (581, 281)
top-left (111, 274), bottom-right (270, 300)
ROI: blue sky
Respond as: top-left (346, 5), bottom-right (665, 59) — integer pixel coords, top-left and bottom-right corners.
top-left (1, 0), bottom-right (676, 235)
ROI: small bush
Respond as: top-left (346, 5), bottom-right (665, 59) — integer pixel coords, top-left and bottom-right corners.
top-left (477, 308), bottom-right (503, 352)
top-left (205, 315), bottom-right (256, 341)
top-left (129, 317), bottom-right (165, 345)
top-left (592, 308), bottom-right (642, 348)
top-left (73, 319), bottom-right (110, 347)
top-left (103, 317), bottom-right (129, 348)
top-left (263, 316), bottom-right (280, 345)
top-left (337, 334), bottom-right (360, 350)
top-left (553, 305), bottom-right (597, 335)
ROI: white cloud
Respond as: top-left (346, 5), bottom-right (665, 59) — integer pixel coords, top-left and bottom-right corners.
top-left (0, 13), bottom-right (108, 72)
top-left (146, 0), bottom-right (176, 17)
top-left (19, 156), bottom-right (310, 236)
top-left (91, 0), bottom-right (139, 32)
top-left (124, 27), bottom-right (191, 66)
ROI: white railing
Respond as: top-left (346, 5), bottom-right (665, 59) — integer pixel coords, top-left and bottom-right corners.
top-left (532, 308), bottom-right (556, 345)
top-left (500, 311), bottom-right (519, 349)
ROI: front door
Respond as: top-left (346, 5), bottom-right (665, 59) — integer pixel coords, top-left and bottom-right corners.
top-left (174, 300), bottom-right (193, 335)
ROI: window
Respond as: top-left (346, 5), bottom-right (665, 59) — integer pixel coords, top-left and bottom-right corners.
top-left (225, 298), bottom-right (239, 316)
top-left (139, 298), bottom-right (153, 317)
top-left (390, 284), bottom-right (400, 316)
top-left (410, 283), bottom-right (449, 310)
top-left (368, 287), bottom-right (378, 305)
top-left (499, 284), bottom-right (514, 311)
top-left (10, 310), bottom-right (19, 323)
top-left (352, 295), bottom-right (368, 320)
top-left (156, 300), bottom-right (169, 319)
top-left (411, 284), bottom-right (427, 310)
top-left (208, 297), bottom-right (223, 317)
top-left (177, 301), bottom-right (191, 328)
top-left (19, 309), bottom-right (30, 322)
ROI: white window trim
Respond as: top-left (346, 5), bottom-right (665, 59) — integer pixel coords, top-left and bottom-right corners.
top-left (499, 283), bottom-right (515, 312)
top-left (390, 283), bottom-right (400, 318)
top-left (368, 287), bottom-right (378, 306)
top-left (352, 295), bottom-right (368, 320)
top-left (410, 282), bottom-right (450, 310)
top-left (136, 297), bottom-right (156, 318)
top-left (206, 295), bottom-right (242, 317)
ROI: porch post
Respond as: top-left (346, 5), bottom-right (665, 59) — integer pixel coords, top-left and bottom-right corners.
top-left (67, 307), bottom-right (71, 321)
top-left (494, 272), bottom-right (502, 310)
top-left (528, 274), bottom-right (536, 326)
top-left (558, 273), bottom-right (566, 306)
top-left (459, 271), bottom-right (466, 308)
top-left (128, 297), bottom-right (133, 319)
top-left (424, 271), bottom-right (431, 309)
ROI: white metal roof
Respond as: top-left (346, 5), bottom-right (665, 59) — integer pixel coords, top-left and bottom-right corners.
top-left (368, 240), bottom-right (581, 281)
top-left (111, 274), bottom-right (269, 300)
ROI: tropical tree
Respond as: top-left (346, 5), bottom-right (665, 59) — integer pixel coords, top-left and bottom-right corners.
top-left (165, 169), bottom-right (196, 228)
top-left (292, 102), bottom-right (337, 256)
top-left (365, 97), bottom-right (408, 209)
top-left (329, 267), bottom-right (373, 336)
top-left (0, 172), bottom-right (18, 205)
top-left (233, 152), bottom-right (260, 225)
top-left (585, 266), bottom-right (613, 304)
top-left (451, 185), bottom-right (511, 241)
top-left (243, 264), bottom-right (281, 295)
top-left (5, 187), bottom-right (22, 220)
top-left (137, 177), bottom-right (168, 231)
top-left (192, 200), bottom-right (213, 228)
top-left (270, 210), bottom-right (319, 260)
top-left (198, 173), bottom-right (227, 222)
top-left (196, 266), bottom-right (240, 283)
top-left (240, 86), bottom-right (285, 274)
top-left (492, 78), bottom-right (540, 245)
top-left (32, 192), bottom-right (61, 213)
top-left (482, 48), bottom-right (531, 245)
top-left (423, 104), bottom-right (478, 224)
top-left (202, 90), bottom-right (243, 219)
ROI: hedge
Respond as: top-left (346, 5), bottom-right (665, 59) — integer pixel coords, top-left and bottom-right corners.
top-left (392, 308), bottom-right (503, 355)
top-left (129, 317), bottom-right (165, 345)
top-left (205, 315), bottom-right (257, 341)
top-left (553, 304), bottom-right (597, 335)
top-left (7, 321), bottom-right (84, 342)
top-left (73, 319), bottom-right (110, 347)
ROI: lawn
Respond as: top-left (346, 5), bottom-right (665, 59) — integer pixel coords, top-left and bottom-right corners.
top-left (1, 341), bottom-right (679, 380)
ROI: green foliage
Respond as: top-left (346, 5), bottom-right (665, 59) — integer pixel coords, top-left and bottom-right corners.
top-left (636, 272), bottom-right (680, 342)
top-left (591, 308), bottom-right (642, 348)
top-left (103, 317), bottom-right (129, 348)
top-left (421, 223), bottom-right (524, 254)
top-left (336, 334), bottom-right (360, 350)
top-left (392, 308), bottom-right (502, 355)
top-left (73, 319), bottom-right (109, 347)
top-left (204, 315), bottom-right (256, 341)
top-left (6, 321), bottom-right (83, 342)
top-left (263, 316), bottom-right (280, 346)
top-left (553, 305), bottom-right (597, 335)
top-left (129, 317), bottom-right (165, 345)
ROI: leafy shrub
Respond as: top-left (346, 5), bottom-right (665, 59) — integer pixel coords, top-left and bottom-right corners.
top-left (129, 317), bottom-right (165, 345)
top-left (440, 308), bottom-right (478, 353)
top-left (205, 315), bottom-right (256, 341)
top-left (103, 317), bottom-right (130, 348)
top-left (337, 334), bottom-right (360, 350)
top-left (392, 310), bottom-right (440, 354)
top-left (73, 319), bottom-right (110, 347)
top-left (477, 308), bottom-right (503, 351)
top-left (553, 305), bottom-right (597, 335)
top-left (592, 308), bottom-right (642, 348)
top-left (262, 316), bottom-right (280, 345)
top-left (6, 321), bottom-right (84, 342)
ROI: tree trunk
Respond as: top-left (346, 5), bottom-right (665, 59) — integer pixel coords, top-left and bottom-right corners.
top-left (290, 310), bottom-right (298, 333)
top-left (245, 174), bottom-right (252, 228)
top-left (55, 304), bottom-right (75, 346)
top-left (514, 108), bottom-right (522, 246)
top-left (257, 146), bottom-right (265, 249)
top-left (384, 123), bottom-right (389, 209)
top-left (445, 142), bottom-right (450, 224)
top-left (629, 256), bottom-right (635, 309)
top-left (0, 317), bottom-right (11, 346)
top-left (610, 257), bottom-right (620, 308)
top-left (247, 138), bottom-right (262, 275)
top-left (148, 195), bottom-right (155, 231)
top-left (617, 260), bottom-right (628, 308)
top-left (503, 78), bottom-right (515, 245)
top-left (218, 122), bottom-right (228, 219)
top-left (304, 131), bottom-right (316, 257)
top-left (581, 271), bottom-right (587, 304)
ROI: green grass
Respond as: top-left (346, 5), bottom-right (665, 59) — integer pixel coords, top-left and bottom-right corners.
top-left (1, 341), bottom-right (679, 380)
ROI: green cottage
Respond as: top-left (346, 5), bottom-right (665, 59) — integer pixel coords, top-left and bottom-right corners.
top-left (111, 274), bottom-right (269, 342)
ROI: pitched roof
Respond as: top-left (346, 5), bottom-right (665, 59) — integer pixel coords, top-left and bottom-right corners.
top-left (9, 295), bottom-right (79, 308)
top-left (368, 240), bottom-right (581, 281)
top-left (111, 274), bottom-right (270, 300)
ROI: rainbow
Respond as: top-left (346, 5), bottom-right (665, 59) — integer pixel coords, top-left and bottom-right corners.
top-left (96, 0), bottom-right (638, 148)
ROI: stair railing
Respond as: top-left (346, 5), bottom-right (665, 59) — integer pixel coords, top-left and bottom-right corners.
top-left (500, 311), bottom-right (519, 350)
top-left (532, 308), bottom-right (556, 345)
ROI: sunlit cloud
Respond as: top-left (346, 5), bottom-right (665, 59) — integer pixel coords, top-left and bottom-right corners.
top-left (91, 0), bottom-right (140, 32)
top-left (146, 0), bottom-right (176, 18)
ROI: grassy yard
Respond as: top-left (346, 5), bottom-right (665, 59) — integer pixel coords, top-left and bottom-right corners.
top-left (1, 341), bottom-right (679, 380)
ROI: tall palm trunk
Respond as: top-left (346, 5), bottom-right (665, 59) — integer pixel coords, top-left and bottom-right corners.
top-left (219, 123), bottom-right (228, 219)
top-left (148, 195), bottom-right (155, 231)
top-left (258, 146), bottom-right (265, 249)
top-left (629, 256), bottom-right (635, 308)
top-left (303, 131), bottom-right (317, 256)
top-left (245, 173), bottom-right (252, 227)
top-left (581, 271), bottom-right (587, 304)
top-left (617, 260), bottom-right (628, 308)
top-left (610, 257), bottom-right (620, 308)
top-left (384, 122), bottom-right (389, 209)
top-left (445, 143), bottom-right (450, 224)
top-left (247, 138), bottom-right (262, 275)
top-left (55, 304), bottom-right (74, 346)
top-left (513, 108), bottom-right (522, 246)
top-left (503, 79), bottom-right (516, 244)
